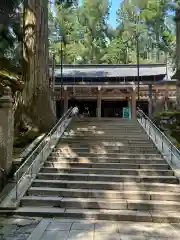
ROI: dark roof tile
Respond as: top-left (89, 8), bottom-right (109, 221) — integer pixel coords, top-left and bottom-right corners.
top-left (49, 64), bottom-right (173, 78)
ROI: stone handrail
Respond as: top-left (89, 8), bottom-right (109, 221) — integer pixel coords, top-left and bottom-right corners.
top-left (0, 107), bottom-right (75, 208)
top-left (137, 108), bottom-right (180, 179)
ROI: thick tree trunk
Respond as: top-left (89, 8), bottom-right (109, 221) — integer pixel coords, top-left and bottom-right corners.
top-left (23, 0), bottom-right (56, 131)
top-left (172, 8), bottom-right (180, 107)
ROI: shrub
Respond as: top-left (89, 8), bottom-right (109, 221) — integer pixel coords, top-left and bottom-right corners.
top-left (154, 111), bottom-right (180, 146)
top-left (159, 111), bottom-right (180, 119)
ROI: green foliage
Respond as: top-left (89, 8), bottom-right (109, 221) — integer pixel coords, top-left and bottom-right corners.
top-left (155, 110), bottom-right (180, 144)
top-left (49, 0), bottom-right (176, 64)
top-left (0, 0), bottom-right (23, 92)
top-left (171, 128), bottom-right (180, 144)
top-left (50, 0), bottom-right (110, 64)
top-left (159, 111), bottom-right (180, 118)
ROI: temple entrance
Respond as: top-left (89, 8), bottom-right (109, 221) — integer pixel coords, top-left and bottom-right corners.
top-left (101, 100), bottom-right (128, 118)
top-left (68, 99), bottom-right (97, 117)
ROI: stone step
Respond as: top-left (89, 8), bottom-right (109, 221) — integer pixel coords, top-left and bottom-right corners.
top-left (71, 127), bottom-right (142, 129)
top-left (53, 144), bottom-right (158, 154)
top-left (52, 149), bottom-right (158, 155)
top-left (54, 146), bottom-right (157, 152)
top-left (71, 124), bottom-right (141, 128)
top-left (55, 143), bottom-right (157, 149)
top-left (50, 152), bottom-right (162, 158)
top-left (67, 124), bottom-right (144, 128)
top-left (65, 127), bottom-right (144, 130)
top-left (74, 119), bottom-right (137, 122)
top-left (64, 131), bottom-right (145, 136)
top-left (47, 157), bottom-right (165, 165)
top-left (68, 128), bottom-right (143, 132)
top-left (65, 126), bottom-right (144, 130)
top-left (63, 131), bottom-right (147, 135)
top-left (28, 187), bottom-right (180, 201)
top-left (71, 124), bottom-right (139, 126)
top-left (72, 121), bottom-right (141, 125)
top-left (62, 136), bottom-right (149, 140)
top-left (36, 172), bottom-right (178, 183)
top-left (69, 131), bottom-right (145, 134)
top-left (73, 119), bottom-right (136, 122)
top-left (56, 142), bottom-right (155, 148)
top-left (71, 126), bottom-right (141, 129)
top-left (20, 196), bottom-right (180, 212)
top-left (44, 161), bottom-right (169, 170)
top-left (66, 149), bottom-right (158, 153)
top-left (65, 132), bottom-right (145, 136)
top-left (60, 138), bottom-right (150, 142)
top-left (32, 180), bottom-right (180, 191)
top-left (72, 121), bottom-right (139, 125)
top-left (15, 118), bottom-right (180, 224)
top-left (51, 147), bottom-right (159, 157)
top-left (14, 207), bottom-right (180, 222)
top-left (66, 126), bottom-right (144, 130)
top-left (63, 135), bottom-right (146, 139)
top-left (68, 136), bottom-right (147, 140)
top-left (69, 129), bottom-right (143, 132)
top-left (81, 124), bottom-right (141, 125)
top-left (60, 141), bottom-right (152, 146)
top-left (56, 145), bottom-right (155, 151)
top-left (40, 167), bottom-right (174, 176)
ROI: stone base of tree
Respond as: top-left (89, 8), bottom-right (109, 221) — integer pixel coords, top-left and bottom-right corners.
top-left (27, 88), bottom-right (56, 132)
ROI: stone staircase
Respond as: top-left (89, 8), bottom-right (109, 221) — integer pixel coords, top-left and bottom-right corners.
top-left (16, 118), bottom-right (180, 222)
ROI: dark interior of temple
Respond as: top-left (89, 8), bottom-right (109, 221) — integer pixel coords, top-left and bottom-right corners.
top-left (56, 99), bottom-right (149, 118)
top-left (101, 100), bottom-right (128, 117)
top-left (68, 99), bottom-right (97, 117)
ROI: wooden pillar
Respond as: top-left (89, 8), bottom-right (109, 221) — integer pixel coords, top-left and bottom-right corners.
top-left (148, 84), bottom-right (153, 117)
top-left (131, 86), bottom-right (136, 119)
top-left (97, 87), bottom-right (101, 118)
top-left (64, 87), bottom-right (68, 112)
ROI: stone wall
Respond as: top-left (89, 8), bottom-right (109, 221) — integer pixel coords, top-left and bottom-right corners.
top-left (0, 87), bottom-right (14, 190)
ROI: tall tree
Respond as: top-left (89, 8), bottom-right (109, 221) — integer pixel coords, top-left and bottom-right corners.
top-left (111, 0), bottom-right (175, 64)
top-left (50, 0), bottom-right (110, 64)
top-left (172, 1), bottom-right (180, 106)
top-left (23, 0), bottom-right (56, 131)
top-left (49, 0), bottom-right (176, 65)
top-left (49, 1), bottom-right (84, 64)
top-left (78, 0), bottom-right (110, 63)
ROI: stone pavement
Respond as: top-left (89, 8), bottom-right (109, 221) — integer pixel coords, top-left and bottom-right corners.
top-left (1, 216), bottom-right (180, 239)
top-left (0, 216), bottom-right (40, 240)
top-left (36, 219), bottom-right (180, 240)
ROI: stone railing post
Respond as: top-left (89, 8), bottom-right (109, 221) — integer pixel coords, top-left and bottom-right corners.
top-left (0, 86), bottom-right (14, 175)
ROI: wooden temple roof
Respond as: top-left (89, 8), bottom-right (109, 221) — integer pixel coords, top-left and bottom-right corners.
top-left (49, 64), bottom-right (174, 79)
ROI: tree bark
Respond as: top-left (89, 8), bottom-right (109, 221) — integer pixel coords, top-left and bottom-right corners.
top-left (172, 8), bottom-right (180, 107)
top-left (23, 0), bottom-right (56, 131)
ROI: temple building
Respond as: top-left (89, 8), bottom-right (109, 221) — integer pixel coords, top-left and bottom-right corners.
top-left (49, 64), bottom-right (176, 118)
